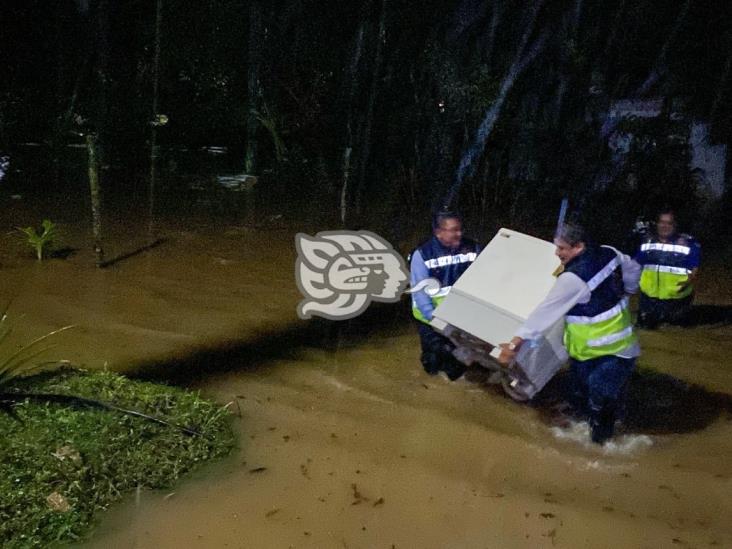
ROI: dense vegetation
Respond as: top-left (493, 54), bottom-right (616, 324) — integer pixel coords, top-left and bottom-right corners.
top-left (2, 1), bottom-right (730, 243)
top-left (0, 369), bottom-right (234, 548)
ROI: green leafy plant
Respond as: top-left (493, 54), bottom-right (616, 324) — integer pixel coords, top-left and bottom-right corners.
top-left (0, 369), bottom-right (234, 547)
top-left (0, 308), bottom-right (202, 435)
top-left (16, 219), bottom-right (57, 261)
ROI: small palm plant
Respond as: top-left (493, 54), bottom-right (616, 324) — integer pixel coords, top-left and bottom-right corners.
top-left (17, 219), bottom-right (57, 261)
top-left (0, 308), bottom-right (73, 389)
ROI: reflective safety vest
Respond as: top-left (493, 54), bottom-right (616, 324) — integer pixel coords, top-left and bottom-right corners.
top-left (563, 246), bottom-right (637, 361)
top-left (636, 235), bottom-right (699, 300)
top-left (411, 236), bottom-right (480, 324)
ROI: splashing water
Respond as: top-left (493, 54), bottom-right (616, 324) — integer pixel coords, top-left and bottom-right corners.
top-left (550, 420), bottom-right (653, 456)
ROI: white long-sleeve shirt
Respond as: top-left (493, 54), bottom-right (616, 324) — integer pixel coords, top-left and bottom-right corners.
top-left (515, 246), bottom-right (641, 359)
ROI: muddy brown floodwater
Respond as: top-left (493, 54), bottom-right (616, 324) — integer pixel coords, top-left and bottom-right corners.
top-left (2, 206), bottom-right (731, 549)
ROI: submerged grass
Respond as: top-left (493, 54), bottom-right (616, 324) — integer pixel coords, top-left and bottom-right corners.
top-left (0, 368), bottom-right (235, 548)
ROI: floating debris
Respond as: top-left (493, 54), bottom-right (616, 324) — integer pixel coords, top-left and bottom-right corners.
top-left (351, 483), bottom-right (369, 505)
top-left (201, 146), bottom-right (228, 155)
top-left (216, 173), bottom-right (257, 192)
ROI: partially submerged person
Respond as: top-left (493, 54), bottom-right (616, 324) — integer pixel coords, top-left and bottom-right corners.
top-left (635, 209), bottom-right (701, 329)
top-left (410, 210), bottom-right (481, 380)
top-left (496, 222), bottom-right (641, 444)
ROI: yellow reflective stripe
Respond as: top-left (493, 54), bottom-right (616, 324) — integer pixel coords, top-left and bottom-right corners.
top-left (566, 297), bottom-right (628, 325)
top-left (640, 243), bottom-right (690, 254)
top-left (587, 326), bottom-right (634, 348)
top-left (586, 256), bottom-right (620, 290)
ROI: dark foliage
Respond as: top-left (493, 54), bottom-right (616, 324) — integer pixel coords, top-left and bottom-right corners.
top-left (1, 0), bottom-right (730, 243)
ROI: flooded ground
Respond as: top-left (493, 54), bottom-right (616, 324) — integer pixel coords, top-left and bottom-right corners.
top-left (2, 186), bottom-right (732, 548)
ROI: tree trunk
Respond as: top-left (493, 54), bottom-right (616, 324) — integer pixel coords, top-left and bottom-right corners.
top-left (95, 0), bottom-right (110, 166)
top-left (710, 32), bottom-right (732, 124)
top-left (53, 3), bottom-right (64, 186)
top-left (445, 0), bottom-right (548, 208)
top-left (552, 0), bottom-right (583, 127)
top-left (603, 0), bottom-right (626, 57)
top-left (87, 134), bottom-right (104, 267)
top-left (354, 0), bottom-right (387, 219)
top-left (636, 0), bottom-right (692, 97)
top-left (245, 0), bottom-right (263, 175)
top-left (484, 0), bottom-right (504, 64)
top-left (340, 22), bottom-right (366, 225)
top-left (148, 0), bottom-right (163, 239)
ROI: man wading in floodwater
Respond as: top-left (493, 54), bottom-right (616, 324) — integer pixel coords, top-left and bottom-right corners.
top-left (635, 208), bottom-right (701, 329)
top-left (410, 210), bottom-right (481, 381)
top-left (496, 222), bottom-right (642, 444)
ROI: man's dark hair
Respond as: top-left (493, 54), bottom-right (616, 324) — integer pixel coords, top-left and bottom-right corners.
top-left (555, 221), bottom-right (589, 247)
top-left (432, 209), bottom-right (462, 230)
top-left (656, 206), bottom-right (677, 222)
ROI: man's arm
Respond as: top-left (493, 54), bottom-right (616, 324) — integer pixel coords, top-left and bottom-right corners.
top-left (679, 241), bottom-right (701, 290)
top-left (410, 249), bottom-right (435, 321)
top-left (497, 272), bottom-right (589, 364)
top-left (618, 249), bottom-right (641, 295)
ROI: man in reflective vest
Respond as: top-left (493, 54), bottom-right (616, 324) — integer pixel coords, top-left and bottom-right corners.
top-left (496, 222), bottom-right (641, 444)
top-left (635, 209), bottom-right (700, 329)
top-left (410, 211), bottom-right (481, 380)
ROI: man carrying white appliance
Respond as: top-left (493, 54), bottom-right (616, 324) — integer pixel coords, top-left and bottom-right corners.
top-left (496, 221), bottom-right (642, 444)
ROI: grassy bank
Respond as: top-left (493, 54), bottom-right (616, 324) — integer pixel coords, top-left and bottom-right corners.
top-left (0, 369), bottom-right (235, 548)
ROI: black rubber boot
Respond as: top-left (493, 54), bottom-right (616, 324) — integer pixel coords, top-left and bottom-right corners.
top-left (420, 351), bottom-right (440, 375)
top-left (590, 406), bottom-right (616, 445)
top-left (438, 343), bottom-right (465, 381)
